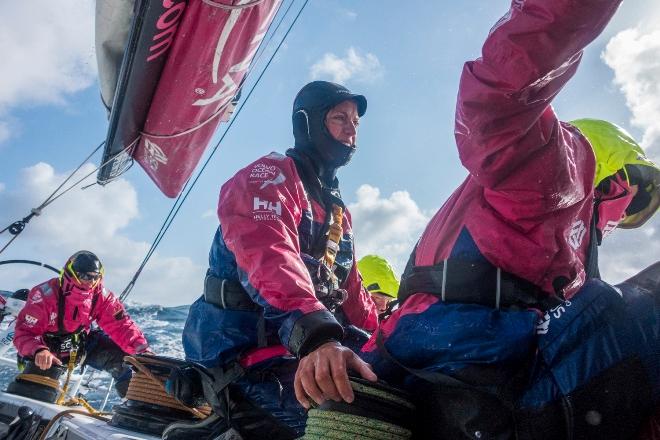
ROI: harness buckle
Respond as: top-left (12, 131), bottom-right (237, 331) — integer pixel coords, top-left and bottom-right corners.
top-left (219, 279), bottom-right (227, 309)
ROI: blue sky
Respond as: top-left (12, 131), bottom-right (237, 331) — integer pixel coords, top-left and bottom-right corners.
top-left (1, 0), bottom-right (659, 305)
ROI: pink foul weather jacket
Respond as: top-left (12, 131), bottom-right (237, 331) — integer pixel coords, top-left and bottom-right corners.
top-left (14, 278), bottom-right (148, 357)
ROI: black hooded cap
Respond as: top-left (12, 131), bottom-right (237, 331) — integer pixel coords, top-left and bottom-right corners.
top-left (67, 250), bottom-right (103, 275)
top-left (292, 81), bottom-right (367, 174)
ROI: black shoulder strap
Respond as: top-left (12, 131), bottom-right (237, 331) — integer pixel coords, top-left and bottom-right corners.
top-left (57, 286), bottom-right (66, 335)
top-left (584, 213), bottom-right (600, 279)
top-left (285, 148), bottom-right (324, 206)
top-left (397, 245), bottom-right (418, 305)
top-left (286, 148), bottom-right (346, 259)
top-left (89, 289), bottom-right (101, 320)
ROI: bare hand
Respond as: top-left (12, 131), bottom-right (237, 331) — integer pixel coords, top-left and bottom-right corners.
top-left (34, 349), bottom-right (62, 370)
top-left (294, 341), bottom-right (377, 409)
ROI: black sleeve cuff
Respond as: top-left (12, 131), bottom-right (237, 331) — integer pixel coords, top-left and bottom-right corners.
top-left (288, 309), bottom-right (344, 358)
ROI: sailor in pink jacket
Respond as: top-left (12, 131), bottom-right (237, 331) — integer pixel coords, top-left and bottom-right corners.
top-left (297, 0), bottom-right (660, 438)
top-left (182, 81), bottom-right (379, 437)
top-left (13, 251), bottom-right (149, 397)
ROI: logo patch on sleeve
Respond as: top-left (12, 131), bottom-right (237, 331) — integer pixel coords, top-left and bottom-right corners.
top-left (253, 197), bottom-right (282, 221)
top-left (567, 220), bottom-right (586, 250)
top-left (248, 163), bottom-right (286, 189)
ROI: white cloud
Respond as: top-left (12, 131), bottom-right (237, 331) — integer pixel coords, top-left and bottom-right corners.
top-left (202, 209), bottom-right (216, 219)
top-left (603, 28), bottom-right (660, 157)
top-left (600, 26), bottom-right (660, 281)
top-left (310, 47), bottom-right (384, 84)
top-left (0, 163), bottom-right (204, 306)
top-left (599, 214), bottom-right (659, 285)
top-left (348, 185), bottom-right (430, 275)
top-left (0, 121), bottom-right (10, 144)
top-left (340, 9), bottom-right (358, 21)
top-left (0, 1), bottom-right (96, 142)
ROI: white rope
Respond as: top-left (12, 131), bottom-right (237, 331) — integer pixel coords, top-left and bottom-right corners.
top-left (202, 0), bottom-right (266, 10)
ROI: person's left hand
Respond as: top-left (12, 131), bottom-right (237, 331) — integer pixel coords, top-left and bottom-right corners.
top-left (294, 341), bottom-right (377, 409)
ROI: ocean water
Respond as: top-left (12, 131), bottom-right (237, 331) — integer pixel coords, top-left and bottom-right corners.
top-left (0, 303), bottom-right (190, 409)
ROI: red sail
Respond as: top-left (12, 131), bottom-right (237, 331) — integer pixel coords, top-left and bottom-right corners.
top-left (135, 0), bottom-right (281, 197)
top-left (98, 0), bottom-right (281, 197)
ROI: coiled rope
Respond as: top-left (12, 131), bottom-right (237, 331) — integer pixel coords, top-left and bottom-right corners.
top-left (123, 356), bottom-right (212, 419)
top-left (304, 410), bottom-right (411, 440)
top-left (15, 373), bottom-right (61, 390)
top-left (302, 379), bottom-right (414, 440)
top-left (15, 372), bottom-right (107, 417)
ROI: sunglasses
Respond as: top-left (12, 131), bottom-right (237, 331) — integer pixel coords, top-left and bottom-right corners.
top-left (78, 272), bottom-right (101, 282)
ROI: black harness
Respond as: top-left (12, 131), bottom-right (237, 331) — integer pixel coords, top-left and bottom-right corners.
top-left (397, 251), bottom-right (561, 311)
top-left (204, 150), bottom-right (350, 314)
top-left (397, 217), bottom-right (600, 312)
top-left (384, 220), bottom-right (603, 439)
top-left (42, 286), bottom-right (100, 360)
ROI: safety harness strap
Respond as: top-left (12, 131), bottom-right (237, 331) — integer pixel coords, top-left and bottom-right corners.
top-left (191, 361), bottom-right (245, 423)
top-left (584, 213), bottom-right (600, 280)
top-left (203, 272), bottom-right (261, 312)
top-left (203, 273), bottom-right (267, 349)
top-left (286, 148), bottom-right (347, 262)
top-left (58, 288), bottom-right (66, 334)
top-left (398, 255), bottom-right (563, 311)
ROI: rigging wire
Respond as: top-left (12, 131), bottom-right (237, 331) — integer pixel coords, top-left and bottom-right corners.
top-left (251, 0), bottom-right (295, 74)
top-left (0, 141), bottom-right (108, 255)
top-left (124, 0), bottom-right (294, 272)
top-left (119, 0), bottom-right (309, 301)
top-left (0, 259), bottom-right (60, 275)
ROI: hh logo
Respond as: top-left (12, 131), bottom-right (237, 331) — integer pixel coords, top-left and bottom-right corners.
top-left (567, 220), bottom-right (586, 250)
top-left (24, 314), bottom-right (38, 326)
top-left (253, 197), bottom-right (282, 216)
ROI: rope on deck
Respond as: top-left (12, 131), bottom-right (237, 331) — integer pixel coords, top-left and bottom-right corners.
top-left (123, 356), bottom-right (212, 419)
